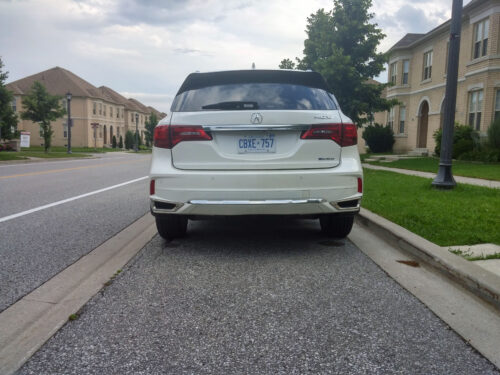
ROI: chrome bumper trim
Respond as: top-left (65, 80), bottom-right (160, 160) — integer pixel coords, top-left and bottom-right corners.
top-left (330, 201), bottom-right (361, 212)
top-left (150, 199), bottom-right (184, 214)
top-left (189, 198), bottom-right (325, 205)
top-left (202, 124), bottom-right (311, 132)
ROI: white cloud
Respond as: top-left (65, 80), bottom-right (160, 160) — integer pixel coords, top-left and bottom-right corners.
top-left (1, 0), bottom-right (465, 112)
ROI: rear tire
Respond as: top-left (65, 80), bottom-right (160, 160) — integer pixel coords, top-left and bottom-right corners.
top-left (320, 214), bottom-right (354, 238)
top-left (156, 215), bottom-right (188, 240)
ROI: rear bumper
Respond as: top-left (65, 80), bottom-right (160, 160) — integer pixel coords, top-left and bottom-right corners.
top-left (149, 145), bottom-right (362, 217)
top-left (150, 197), bottom-right (361, 216)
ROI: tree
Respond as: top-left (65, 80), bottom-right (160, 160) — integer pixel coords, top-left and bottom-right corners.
top-left (21, 81), bottom-right (65, 152)
top-left (145, 112), bottom-right (158, 148)
top-left (118, 135), bottom-right (123, 149)
top-left (112, 135), bottom-right (117, 148)
top-left (0, 58), bottom-right (18, 141)
top-left (125, 130), bottom-right (134, 149)
top-left (278, 58), bottom-right (296, 69)
top-left (281, 0), bottom-right (397, 126)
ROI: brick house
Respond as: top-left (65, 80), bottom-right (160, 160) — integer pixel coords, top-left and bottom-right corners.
top-left (361, 0), bottom-right (500, 155)
top-left (7, 67), bottom-right (166, 148)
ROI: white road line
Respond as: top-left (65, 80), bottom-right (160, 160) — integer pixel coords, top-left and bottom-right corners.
top-left (0, 176), bottom-right (149, 224)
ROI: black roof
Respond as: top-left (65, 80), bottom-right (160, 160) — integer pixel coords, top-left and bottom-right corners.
top-left (176, 70), bottom-right (330, 95)
top-left (390, 33), bottom-right (426, 51)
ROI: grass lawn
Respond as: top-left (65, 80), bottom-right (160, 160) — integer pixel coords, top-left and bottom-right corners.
top-left (362, 168), bottom-right (500, 246)
top-left (0, 152), bottom-right (28, 161)
top-left (0, 150), bottom-right (91, 160)
top-left (364, 156), bottom-right (500, 181)
top-left (21, 146), bottom-right (125, 153)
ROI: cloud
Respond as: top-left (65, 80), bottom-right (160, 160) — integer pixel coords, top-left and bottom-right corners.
top-left (1, 0), bottom-right (471, 112)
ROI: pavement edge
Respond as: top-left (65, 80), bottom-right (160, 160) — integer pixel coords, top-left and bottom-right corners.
top-left (0, 213), bottom-right (157, 375)
top-left (355, 207), bottom-right (500, 310)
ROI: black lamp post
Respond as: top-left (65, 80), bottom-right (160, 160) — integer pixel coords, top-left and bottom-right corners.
top-left (432, 0), bottom-right (462, 189)
top-left (66, 92), bottom-right (72, 154)
top-left (134, 113), bottom-right (139, 152)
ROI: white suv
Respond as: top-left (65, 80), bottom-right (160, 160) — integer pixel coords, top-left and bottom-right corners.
top-left (149, 70), bottom-right (362, 239)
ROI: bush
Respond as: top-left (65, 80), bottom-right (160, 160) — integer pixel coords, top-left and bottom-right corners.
top-left (433, 123), bottom-right (477, 159)
top-left (361, 123), bottom-right (395, 153)
top-left (118, 135), bottom-right (123, 149)
top-left (112, 135), bottom-right (117, 148)
top-left (124, 131), bottom-right (134, 149)
top-left (488, 117), bottom-right (500, 149)
top-left (458, 149), bottom-right (500, 162)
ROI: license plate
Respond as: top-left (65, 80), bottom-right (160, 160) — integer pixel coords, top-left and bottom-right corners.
top-left (237, 134), bottom-right (276, 153)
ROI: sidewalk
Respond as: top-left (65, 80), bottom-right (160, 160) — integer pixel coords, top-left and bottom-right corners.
top-left (362, 163), bottom-right (500, 189)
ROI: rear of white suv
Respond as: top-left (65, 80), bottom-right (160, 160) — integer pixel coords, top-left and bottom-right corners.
top-left (149, 70), bottom-right (362, 239)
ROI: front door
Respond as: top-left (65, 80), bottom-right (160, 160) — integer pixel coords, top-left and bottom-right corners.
top-left (418, 101), bottom-right (429, 148)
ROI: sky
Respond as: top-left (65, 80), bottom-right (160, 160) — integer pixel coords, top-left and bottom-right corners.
top-left (0, 0), bottom-right (470, 113)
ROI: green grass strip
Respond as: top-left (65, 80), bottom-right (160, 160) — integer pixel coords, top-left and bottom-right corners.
top-left (362, 169), bottom-right (500, 246)
top-left (0, 153), bottom-right (28, 161)
top-left (364, 157), bottom-right (500, 181)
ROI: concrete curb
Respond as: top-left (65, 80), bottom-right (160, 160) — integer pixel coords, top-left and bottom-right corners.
top-left (356, 208), bottom-right (500, 310)
top-left (0, 213), bottom-right (156, 375)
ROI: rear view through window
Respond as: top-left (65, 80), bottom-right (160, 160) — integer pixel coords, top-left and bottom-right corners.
top-left (171, 83), bottom-right (338, 112)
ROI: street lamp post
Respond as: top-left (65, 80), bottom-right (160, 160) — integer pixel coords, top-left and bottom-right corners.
top-left (134, 113), bottom-right (139, 152)
top-left (432, 0), bottom-right (462, 189)
top-left (66, 92), bottom-right (72, 154)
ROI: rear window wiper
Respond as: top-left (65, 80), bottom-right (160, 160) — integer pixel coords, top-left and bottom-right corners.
top-left (201, 101), bottom-right (259, 110)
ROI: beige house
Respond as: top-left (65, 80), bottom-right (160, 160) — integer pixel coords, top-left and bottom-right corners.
top-left (360, 0), bottom-right (500, 155)
top-left (7, 67), bottom-right (166, 148)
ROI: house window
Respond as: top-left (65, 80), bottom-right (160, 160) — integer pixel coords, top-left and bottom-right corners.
top-left (399, 107), bottom-right (406, 134)
top-left (11, 97), bottom-right (16, 112)
top-left (61, 99), bottom-right (66, 109)
top-left (63, 121), bottom-right (68, 138)
top-left (402, 60), bottom-right (409, 85)
top-left (93, 102), bottom-right (97, 115)
top-left (387, 107), bottom-right (394, 129)
top-left (468, 90), bottom-right (483, 130)
top-left (390, 62), bottom-right (397, 85)
top-left (131, 113), bottom-right (134, 122)
top-left (110, 106), bottom-right (113, 118)
top-left (103, 105), bottom-right (107, 116)
top-left (473, 19), bottom-right (489, 59)
top-left (99, 103), bottom-right (102, 115)
top-left (117, 108), bottom-right (120, 118)
top-left (494, 89), bottom-right (500, 121)
top-left (423, 51), bottom-right (432, 80)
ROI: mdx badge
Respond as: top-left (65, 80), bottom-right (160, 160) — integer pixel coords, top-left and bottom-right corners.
top-left (250, 113), bottom-right (263, 124)
top-left (314, 114), bottom-right (332, 119)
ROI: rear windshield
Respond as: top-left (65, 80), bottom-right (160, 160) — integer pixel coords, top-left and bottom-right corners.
top-left (171, 83), bottom-right (337, 112)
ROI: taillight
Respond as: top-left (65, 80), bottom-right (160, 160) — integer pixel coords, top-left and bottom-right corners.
top-left (150, 179), bottom-right (155, 195)
top-left (301, 123), bottom-right (357, 147)
top-left (342, 123), bottom-right (358, 147)
top-left (170, 126), bottom-right (212, 147)
top-left (154, 125), bottom-right (171, 148)
top-left (357, 177), bottom-right (362, 193)
top-left (153, 125), bottom-right (212, 149)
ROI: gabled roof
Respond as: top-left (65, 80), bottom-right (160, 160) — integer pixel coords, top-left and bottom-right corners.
top-left (99, 86), bottom-right (129, 106)
top-left (128, 98), bottom-right (149, 112)
top-left (7, 66), bottom-right (164, 114)
top-left (6, 66), bottom-right (104, 99)
top-left (390, 34), bottom-right (425, 51)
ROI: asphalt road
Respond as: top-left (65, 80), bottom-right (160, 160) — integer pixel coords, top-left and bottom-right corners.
top-left (16, 217), bottom-right (499, 375)
top-left (0, 153), bottom-right (151, 312)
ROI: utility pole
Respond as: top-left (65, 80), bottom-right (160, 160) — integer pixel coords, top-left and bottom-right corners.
top-left (66, 92), bottom-right (72, 154)
top-left (134, 113), bottom-right (139, 152)
top-left (432, 0), bottom-right (462, 189)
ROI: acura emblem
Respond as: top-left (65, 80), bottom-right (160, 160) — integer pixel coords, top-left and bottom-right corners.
top-left (250, 113), bottom-right (263, 124)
